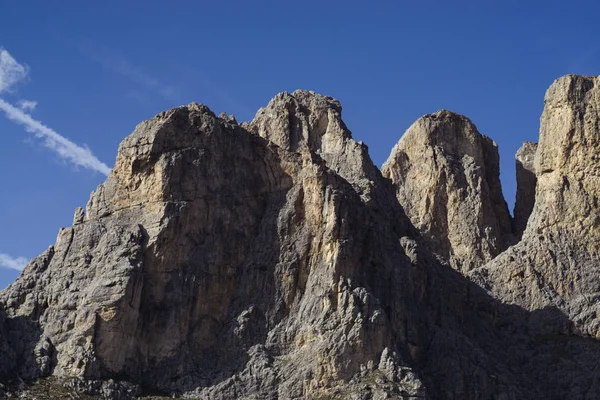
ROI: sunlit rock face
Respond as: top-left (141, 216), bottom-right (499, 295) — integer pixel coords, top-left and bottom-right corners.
top-left (1, 77), bottom-right (600, 400)
top-left (0, 94), bottom-right (429, 399)
top-left (382, 110), bottom-right (513, 272)
top-left (472, 75), bottom-right (600, 336)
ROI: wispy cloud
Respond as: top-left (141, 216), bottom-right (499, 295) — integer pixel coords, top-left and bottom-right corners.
top-left (0, 49), bottom-right (28, 93)
top-left (81, 45), bottom-right (178, 101)
top-left (0, 99), bottom-right (111, 175)
top-left (18, 99), bottom-right (37, 112)
top-left (0, 47), bottom-right (111, 175)
top-left (0, 252), bottom-right (28, 271)
top-left (125, 90), bottom-right (150, 106)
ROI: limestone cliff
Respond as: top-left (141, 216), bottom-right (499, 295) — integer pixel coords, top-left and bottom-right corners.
top-left (0, 79), bottom-right (599, 400)
top-left (382, 110), bottom-right (513, 272)
top-left (0, 95), bottom-right (430, 399)
top-left (472, 75), bottom-right (600, 339)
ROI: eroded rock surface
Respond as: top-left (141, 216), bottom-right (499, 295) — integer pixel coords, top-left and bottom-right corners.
top-left (1, 96), bottom-right (430, 399)
top-left (513, 141), bottom-right (538, 237)
top-left (472, 76), bottom-right (600, 340)
top-left (0, 79), bottom-right (599, 400)
top-left (474, 75), bottom-right (600, 339)
top-left (382, 110), bottom-right (513, 272)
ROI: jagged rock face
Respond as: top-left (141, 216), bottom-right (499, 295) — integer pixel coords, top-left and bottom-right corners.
top-left (467, 76), bottom-right (600, 397)
top-left (513, 141), bottom-right (537, 237)
top-left (473, 75), bottom-right (600, 339)
top-left (0, 96), bottom-right (432, 398)
top-left (0, 79), bottom-right (600, 400)
top-left (382, 110), bottom-right (513, 272)
top-left (245, 90), bottom-right (385, 202)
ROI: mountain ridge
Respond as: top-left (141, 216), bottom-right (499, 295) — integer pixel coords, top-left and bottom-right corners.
top-left (0, 74), bottom-right (599, 399)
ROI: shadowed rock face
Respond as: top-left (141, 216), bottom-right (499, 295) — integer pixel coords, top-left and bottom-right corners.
top-left (0, 79), bottom-right (600, 400)
top-left (472, 76), bottom-right (600, 339)
top-left (382, 110), bottom-right (513, 272)
top-left (513, 141), bottom-right (538, 237)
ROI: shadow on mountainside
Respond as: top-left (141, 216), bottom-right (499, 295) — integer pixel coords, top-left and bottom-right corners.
top-left (412, 252), bottom-right (600, 400)
top-left (4, 243), bottom-right (598, 400)
top-left (1, 314), bottom-right (51, 381)
top-left (0, 101), bottom-right (599, 400)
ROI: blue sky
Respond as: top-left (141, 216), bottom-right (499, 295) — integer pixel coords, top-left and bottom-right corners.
top-left (0, 1), bottom-right (598, 289)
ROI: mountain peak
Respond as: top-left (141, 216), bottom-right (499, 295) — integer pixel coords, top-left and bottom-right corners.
top-left (2, 76), bottom-right (600, 399)
top-left (382, 108), bottom-right (513, 271)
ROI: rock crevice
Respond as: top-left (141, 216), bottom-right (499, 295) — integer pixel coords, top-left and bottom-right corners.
top-left (513, 141), bottom-right (538, 237)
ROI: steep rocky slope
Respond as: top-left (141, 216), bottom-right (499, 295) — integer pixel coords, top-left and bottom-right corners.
top-left (0, 76), bottom-right (598, 400)
top-left (472, 75), bottom-right (600, 339)
top-left (0, 94), bottom-right (432, 399)
top-left (382, 111), bottom-right (513, 272)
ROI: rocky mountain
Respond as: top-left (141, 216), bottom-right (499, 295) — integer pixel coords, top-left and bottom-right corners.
top-left (0, 75), bottom-right (599, 400)
top-left (381, 110), bottom-right (514, 272)
top-left (471, 75), bottom-right (600, 340)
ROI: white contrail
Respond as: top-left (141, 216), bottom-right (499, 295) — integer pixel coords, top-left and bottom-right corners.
top-left (82, 44), bottom-right (178, 101)
top-left (0, 49), bottom-right (28, 93)
top-left (18, 99), bottom-right (37, 112)
top-left (0, 98), bottom-right (111, 175)
top-left (0, 47), bottom-right (111, 175)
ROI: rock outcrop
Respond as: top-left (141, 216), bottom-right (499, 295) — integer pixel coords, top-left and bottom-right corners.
top-left (472, 75), bottom-right (600, 338)
top-left (0, 78), bottom-right (599, 400)
top-left (382, 110), bottom-right (513, 272)
top-left (0, 95), bottom-right (431, 399)
top-left (513, 141), bottom-right (538, 237)
top-left (245, 90), bottom-right (384, 202)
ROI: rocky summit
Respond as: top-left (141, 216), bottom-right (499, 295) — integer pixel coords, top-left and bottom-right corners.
top-left (0, 75), bottom-right (600, 400)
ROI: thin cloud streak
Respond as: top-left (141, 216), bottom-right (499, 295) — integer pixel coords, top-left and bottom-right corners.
top-left (18, 99), bottom-right (37, 112)
top-left (81, 45), bottom-right (178, 101)
top-left (0, 98), bottom-right (111, 175)
top-left (0, 252), bottom-right (28, 271)
top-left (0, 47), bottom-right (110, 175)
top-left (0, 49), bottom-right (28, 93)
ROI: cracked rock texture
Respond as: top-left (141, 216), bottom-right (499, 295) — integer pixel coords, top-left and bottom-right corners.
top-left (0, 77), bottom-right (600, 400)
top-left (382, 110), bottom-right (513, 272)
top-left (472, 75), bottom-right (600, 339)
